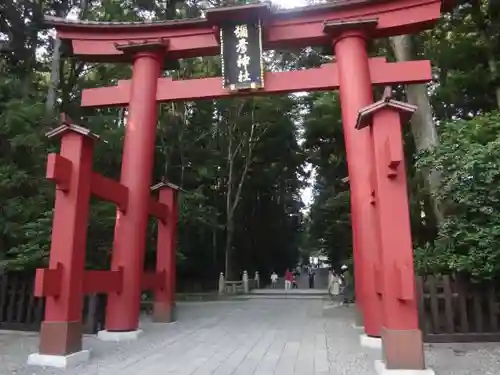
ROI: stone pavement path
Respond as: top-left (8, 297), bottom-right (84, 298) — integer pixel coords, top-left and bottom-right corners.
top-left (3, 298), bottom-right (500, 375)
top-left (8, 299), bottom-right (375, 375)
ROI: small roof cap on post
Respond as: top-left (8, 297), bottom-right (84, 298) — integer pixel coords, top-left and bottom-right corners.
top-left (45, 113), bottom-right (103, 141)
top-left (323, 18), bottom-right (378, 36)
top-left (151, 181), bottom-right (185, 193)
top-left (114, 38), bottom-right (170, 54)
top-left (356, 87), bottom-right (417, 130)
top-left (114, 39), bottom-right (179, 70)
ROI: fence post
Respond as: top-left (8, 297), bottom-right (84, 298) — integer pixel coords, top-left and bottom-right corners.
top-left (218, 273), bottom-right (225, 295)
top-left (83, 295), bottom-right (98, 334)
top-left (254, 271), bottom-right (260, 289)
top-left (243, 270), bottom-right (249, 294)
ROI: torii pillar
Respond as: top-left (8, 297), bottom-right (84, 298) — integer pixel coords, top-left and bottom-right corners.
top-left (357, 87), bottom-right (432, 374)
top-left (325, 19), bottom-right (382, 340)
top-left (152, 182), bottom-right (180, 323)
top-left (100, 40), bottom-right (166, 339)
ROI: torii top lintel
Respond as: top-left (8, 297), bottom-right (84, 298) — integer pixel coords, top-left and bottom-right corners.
top-left (45, 0), bottom-right (447, 63)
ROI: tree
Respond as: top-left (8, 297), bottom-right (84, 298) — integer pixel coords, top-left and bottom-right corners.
top-left (416, 112), bottom-right (500, 281)
top-left (389, 34), bottom-right (443, 225)
top-left (302, 92), bottom-right (352, 267)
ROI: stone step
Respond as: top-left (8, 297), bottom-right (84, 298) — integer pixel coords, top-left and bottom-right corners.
top-left (232, 294), bottom-right (328, 300)
top-left (251, 288), bottom-right (328, 296)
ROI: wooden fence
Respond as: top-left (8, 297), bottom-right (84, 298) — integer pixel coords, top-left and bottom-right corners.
top-left (417, 275), bottom-right (500, 342)
top-left (0, 273), bottom-right (105, 333)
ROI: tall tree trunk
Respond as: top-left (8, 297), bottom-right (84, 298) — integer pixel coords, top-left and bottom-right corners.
top-left (469, 0), bottom-right (500, 109)
top-left (224, 220), bottom-right (235, 280)
top-left (390, 34), bottom-right (444, 225)
top-left (46, 37), bottom-right (61, 115)
top-left (223, 102), bottom-right (260, 279)
top-left (224, 112), bottom-right (235, 279)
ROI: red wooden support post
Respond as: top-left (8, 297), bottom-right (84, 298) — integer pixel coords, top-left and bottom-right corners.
top-left (357, 89), bottom-right (426, 371)
top-left (33, 116), bottom-right (99, 360)
top-left (151, 182), bottom-right (180, 323)
top-left (325, 20), bottom-right (382, 338)
top-left (104, 41), bottom-right (167, 334)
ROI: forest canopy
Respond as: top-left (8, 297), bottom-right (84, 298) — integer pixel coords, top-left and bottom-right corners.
top-left (1, 0), bottom-right (499, 284)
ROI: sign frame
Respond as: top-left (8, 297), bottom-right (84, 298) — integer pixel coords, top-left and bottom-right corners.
top-left (220, 21), bottom-right (265, 92)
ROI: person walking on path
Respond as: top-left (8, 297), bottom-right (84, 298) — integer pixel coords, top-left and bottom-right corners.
top-left (284, 269), bottom-right (293, 290)
top-left (308, 267), bottom-right (315, 289)
top-left (328, 269), bottom-right (341, 297)
top-left (270, 271), bottom-right (278, 289)
top-left (341, 264), bottom-right (354, 304)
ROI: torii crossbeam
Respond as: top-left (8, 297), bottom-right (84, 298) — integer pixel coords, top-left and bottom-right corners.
top-left (81, 58), bottom-right (431, 107)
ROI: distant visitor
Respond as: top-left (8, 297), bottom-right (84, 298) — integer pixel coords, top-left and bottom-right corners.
top-left (284, 269), bottom-right (293, 290)
top-left (270, 271), bottom-right (278, 289)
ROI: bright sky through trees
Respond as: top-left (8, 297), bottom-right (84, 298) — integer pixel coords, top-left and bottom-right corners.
top-left (271, 0), bottom-right (308, 8)
top-left (271, 0), bottom-right (314, 209)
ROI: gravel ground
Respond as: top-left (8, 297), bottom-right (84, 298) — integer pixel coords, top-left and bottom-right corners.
top-left (425, 341), bottom-right (500, 375)
top-left (0, 300), bottom-right (499, 375)
top-left (325, 303), bottom-right (500, 375)
top-left (0, 330), bottom-right (39, 374)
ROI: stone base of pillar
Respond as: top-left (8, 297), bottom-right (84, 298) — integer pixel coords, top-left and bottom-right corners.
top-left (39, 321), bottom-right (82, 355)
top-left (360, 334), bottom-right (382, 349)
top-left (374, 360), bottom-right (435, 375)
top-left (97, 329), bottom-right (143, 342)
top-left (381, 328), bottom-right (425, 369)
top-left (27, 350), bottom-right (90, 369)
top-left (153, 302), bottom-right (176, 323)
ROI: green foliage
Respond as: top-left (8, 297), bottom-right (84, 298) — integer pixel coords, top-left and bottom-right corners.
top-left (0, 75), bottom-right (53, 270)
top-left (302, 92), bottom-right (352, 267)
top-left (0, 0), bottom-right (305, 284)
top-left (415, 112), bottom-right (500, 280)
top-left (2, 0), bottom-right (500, 285)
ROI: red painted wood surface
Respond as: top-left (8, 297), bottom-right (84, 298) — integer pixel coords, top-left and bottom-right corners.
top-left (152, 187), bottom-right (178, 322)
top-left (105, 51), bottom-right (163, 332)
top-left (37, 116), bottom-right (175, 339)
top-left (335, 31), bottom-right (382, 337)
top-left (369, 107), bottom-right (420, 330)
top-left (46, 153), bottom-right (72, 191)
top-left (91, 173), bottom-right (129, 211)
top-left (47, 0), bottom-right (442, 61)
top-left (81, 59), bottom-right (432, 107)
top-left (42, 131), bottom-right (94, 324)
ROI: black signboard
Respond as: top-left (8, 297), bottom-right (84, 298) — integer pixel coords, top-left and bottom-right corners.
top-left (220, 22), bottom-right (264, 91)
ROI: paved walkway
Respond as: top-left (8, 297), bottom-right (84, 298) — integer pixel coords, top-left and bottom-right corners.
top-left (8, 299), bottom-right (375, 375)
top-left (3, 298), bottom-right (500, 375)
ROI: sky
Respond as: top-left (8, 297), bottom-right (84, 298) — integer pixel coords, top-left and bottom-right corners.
top-left (271, 0), bottom-right (309, 8)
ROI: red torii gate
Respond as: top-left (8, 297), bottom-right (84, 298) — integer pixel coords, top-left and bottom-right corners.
top-left (29, 115), bottom-right (179, 367)
top-left (31, 1), bottom-right (449, 373)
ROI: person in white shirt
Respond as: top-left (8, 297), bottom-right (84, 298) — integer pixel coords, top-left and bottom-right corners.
top-left (328, 269), bottom-right (341, 297)
top-left (270, 272), bottom-right (278, 289)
